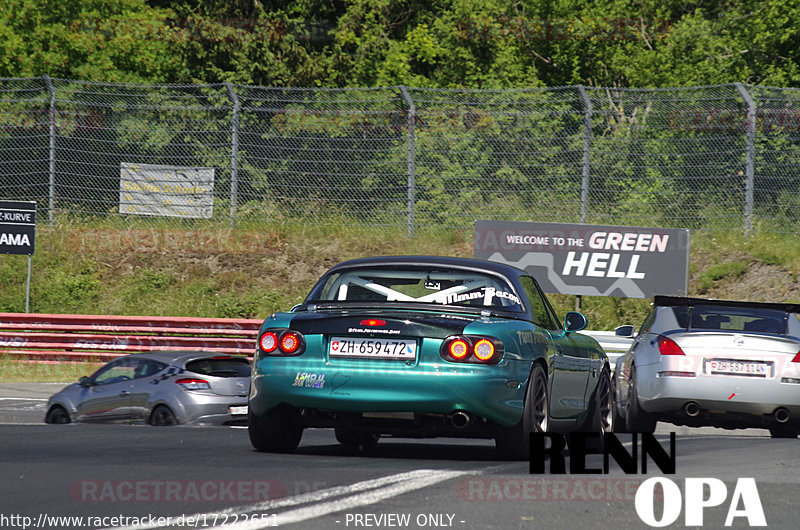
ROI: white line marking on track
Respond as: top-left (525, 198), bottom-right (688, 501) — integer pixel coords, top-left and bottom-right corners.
top-left (111, 468), bottom-right (477, 530)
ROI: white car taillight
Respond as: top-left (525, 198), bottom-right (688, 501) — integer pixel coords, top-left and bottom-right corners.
top-left (657, 335), bottom-right (686, 356)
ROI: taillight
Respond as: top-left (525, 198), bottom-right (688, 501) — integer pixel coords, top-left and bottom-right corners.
top-left (175, 378), bottom-right (210, 390)
top-left (280, 332), bottom-right (302, 354)
top-left (448, 339), bottom-right (470, 360)
top-left (791, 351), bottom-right (800, 363)
top-left (259, 331), bottom-right (278, 353)
top-left (657, 335), bottom-right (685, 356)
top-left (258, 329), bottom-right (305, 356)
top-left (473, 339), bottom-right (495, 361)
top-left (441, 335), bottom-right (503, 364)
top-left (360, 319), bottom-right (386, 327)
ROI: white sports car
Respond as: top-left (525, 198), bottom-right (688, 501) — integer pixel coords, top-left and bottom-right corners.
top-left (613, 296), bottom-right (800, 438)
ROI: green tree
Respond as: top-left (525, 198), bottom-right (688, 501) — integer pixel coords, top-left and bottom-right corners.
top-left (0, 0), bottom-right (187, 82)
top-left (528, 0), bottom-right (800, 87)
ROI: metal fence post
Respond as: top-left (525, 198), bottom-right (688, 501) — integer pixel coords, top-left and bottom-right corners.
top-left (225, 82), bottom-right (241, 228)
top-left (577, 86), bottom-right (593, 224)
top-left (398, 86), bottom-right (416, 237)
top-left (43, 75), bottom-right (56, 227)
top-left (735, 83), bottom-right (756, 235)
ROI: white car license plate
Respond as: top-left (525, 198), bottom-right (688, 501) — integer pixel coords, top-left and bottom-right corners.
top-left (229, 405), bottom-right (248, 415)
top-left (329, 336), bottom-right (417, 361)
top-left (706, 359), bottom-right (769, 377)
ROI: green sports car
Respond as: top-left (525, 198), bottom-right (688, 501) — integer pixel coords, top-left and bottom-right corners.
top-left (248, 255), bottom-right (612, 459)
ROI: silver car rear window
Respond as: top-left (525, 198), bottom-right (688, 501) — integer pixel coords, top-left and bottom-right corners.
top-left (675, 305), bottom-right (789, 334)
top-left (185, 358), bottom-right (251, 378)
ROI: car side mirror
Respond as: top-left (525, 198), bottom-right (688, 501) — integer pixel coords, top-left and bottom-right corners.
top-left (78, 376), bottom-right (92, 387)
top-left (615, 325), bottom-right (635, 338)
top-left (564, 311), bottom-right (588, 333)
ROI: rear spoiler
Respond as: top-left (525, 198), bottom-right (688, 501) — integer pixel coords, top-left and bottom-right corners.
top-left (654, 295), bottom-right (800, 314)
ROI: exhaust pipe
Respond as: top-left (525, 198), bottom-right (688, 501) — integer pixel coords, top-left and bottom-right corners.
top-left (774, 407), bottom-right (791, 424)
top-left (450, 411), bottom-right (472, 429)
top-left (683, 401), bottom-right (701, 417)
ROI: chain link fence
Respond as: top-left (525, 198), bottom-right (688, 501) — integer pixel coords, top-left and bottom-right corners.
top-left (2, 77), bottom-right (799, 234)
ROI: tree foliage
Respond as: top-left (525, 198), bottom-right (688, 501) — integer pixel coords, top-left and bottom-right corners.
top-left (0, 0), bottom-right (187, 82)
top-left (2, 0), bottom-right (800, 88)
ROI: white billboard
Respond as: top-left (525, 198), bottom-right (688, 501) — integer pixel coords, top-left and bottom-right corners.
top-left (120, 163), bottom-right (214, 219)
top-left (474, 220), bottom-right (690, 298)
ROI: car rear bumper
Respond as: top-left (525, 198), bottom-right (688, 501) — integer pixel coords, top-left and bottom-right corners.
top-left (171, 395), bottom-right (249, 426)
top-left (637, 363), bottom-right (800, 417)
top-left (249, 358), bottom-right (529, 428)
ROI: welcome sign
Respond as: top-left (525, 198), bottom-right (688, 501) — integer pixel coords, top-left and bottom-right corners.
top-left (474, 220), bottom-right (689, 298)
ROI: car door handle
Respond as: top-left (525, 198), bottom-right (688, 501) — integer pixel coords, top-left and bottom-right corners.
top-left (119, 391), bottom-right (130, 397)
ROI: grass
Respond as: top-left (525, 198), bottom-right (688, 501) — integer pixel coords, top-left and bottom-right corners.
top-left (697, 261), bottom-right (749, 292)
top-left (2, 219), bottom-right (800, 381)
top-left (0, 359), bottom-right (102, 383)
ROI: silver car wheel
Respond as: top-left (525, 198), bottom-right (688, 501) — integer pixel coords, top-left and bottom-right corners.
top-left (45, 406), bottom-right (71, 424)
top-left (611, 375), bottom-right (629, 433)
top-left (626, 367), bottom-right (656, 433)
top-left (149, 405), bottom-right (178, 426)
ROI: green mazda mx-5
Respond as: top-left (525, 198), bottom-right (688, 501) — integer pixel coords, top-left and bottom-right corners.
top-left (248, 255), bottom-right (612, 459)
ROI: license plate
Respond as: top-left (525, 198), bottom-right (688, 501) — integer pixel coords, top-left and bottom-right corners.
top-left (229, 405), bottom-right (248, 415)
top-left (706, 359), bottom-right (769, 377)
top-left (329, 336), bottom-right (417, 361)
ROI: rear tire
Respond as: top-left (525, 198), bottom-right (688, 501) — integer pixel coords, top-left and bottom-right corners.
top-left (45, 406), bottom-right (71, 424)
top-left (149, 405), bottom-right (178, 426)
top-left (495, 363), bottom-right (549, 460)
top-left (611, 376), bottom-right (629, 434)
top-left (769, 426), bottom-right (799, 438)
top-left (626, 367), bottom-right (657, 433)
top-left (578, 367), bottom-right (613, 452)
top-left (335, 428), bottom-right (380, 450)
top-left (249, 406), bottom-right (303, 453)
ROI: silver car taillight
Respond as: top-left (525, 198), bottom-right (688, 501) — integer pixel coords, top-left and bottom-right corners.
top-left (175, 378), bottom-right (210, 390)
top-left (657, 335), bottom-right (685, 356)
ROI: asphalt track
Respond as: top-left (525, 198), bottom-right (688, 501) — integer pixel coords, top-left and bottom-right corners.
top-left (1, 383), bottom-right (798, 530)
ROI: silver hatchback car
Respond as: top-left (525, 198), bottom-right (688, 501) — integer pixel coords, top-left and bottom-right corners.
top-left (45, 351), bottom-right (251, 426)
top-left (613, 296), bottom-right (800, 438)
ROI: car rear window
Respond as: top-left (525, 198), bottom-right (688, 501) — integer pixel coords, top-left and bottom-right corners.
top-left (185, 358), bottom-right (251, 378)
top-left (308, 266), bottom-right (523, 311)
top-left (674, 305), bottom-right (789, 334)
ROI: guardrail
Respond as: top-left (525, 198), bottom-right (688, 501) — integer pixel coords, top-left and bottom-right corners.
top-left (584, 330), bottom-right (634, 367)
top-left (0, 312), bottom-right (262, 363)
top-left (0, 312), bottom-right (633, 366)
